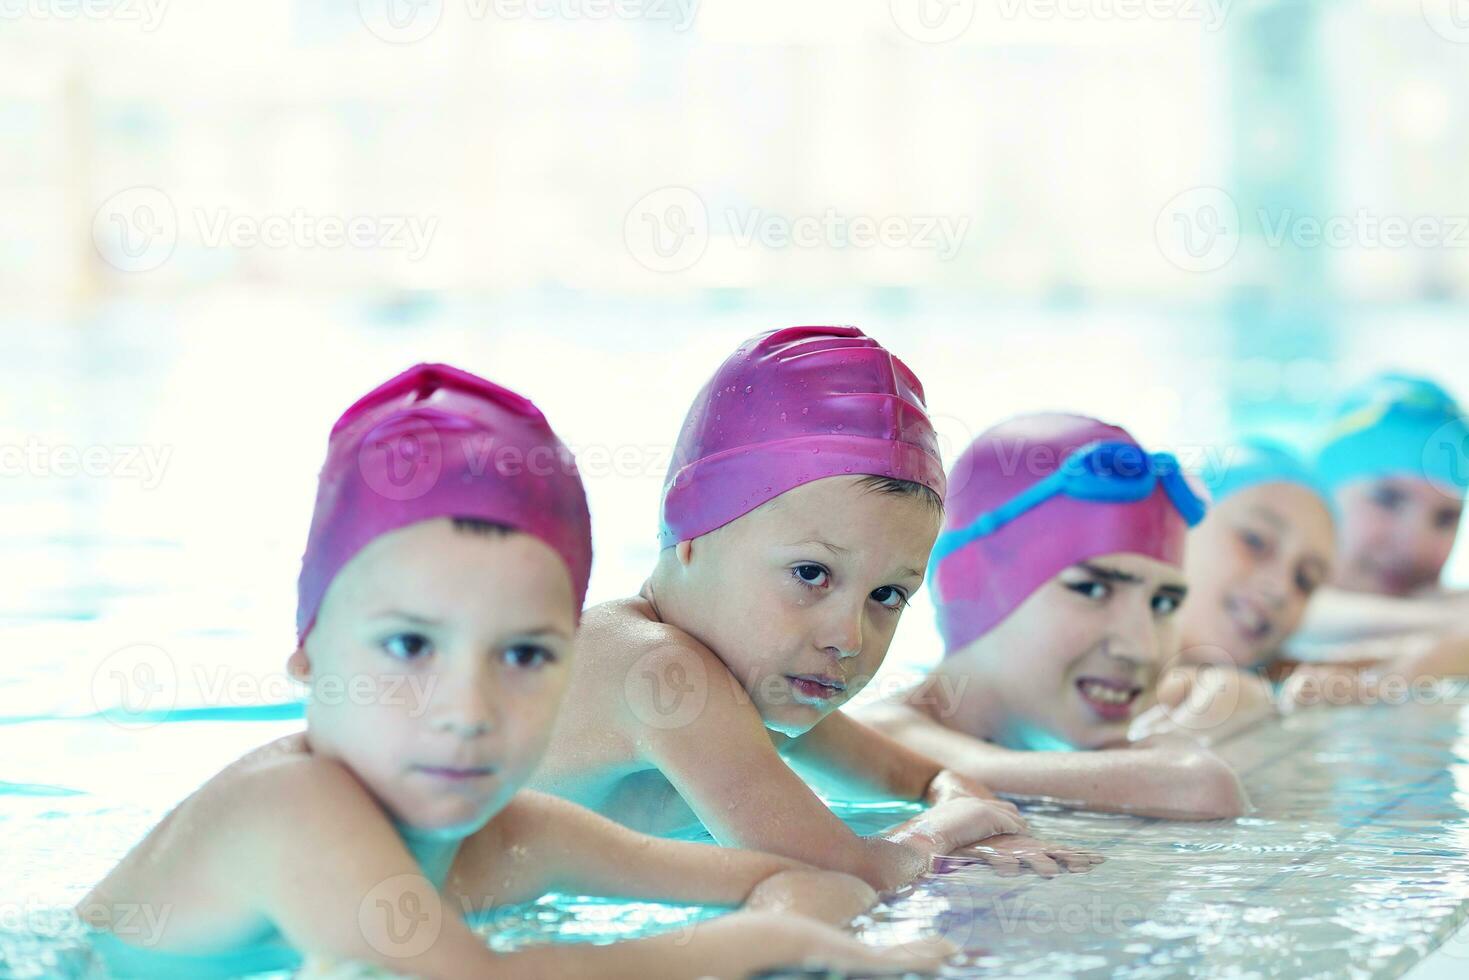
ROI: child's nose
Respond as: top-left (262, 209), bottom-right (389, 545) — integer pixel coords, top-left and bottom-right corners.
top-left (817, 601), bottom-right (864, 659)
top-left (1108, 599), bottom-right (1164, 665)
top-left (430, 678), bottom-right (497, 737)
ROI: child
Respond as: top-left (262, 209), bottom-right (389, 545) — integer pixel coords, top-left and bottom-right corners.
top-left (1134, 439), bottom-right (1337, 741)
top-left (76, 364), bottom-right (949, 979)
top-left (532, 327), bottom-right (1097, 885)
top-left (854, 413), bottom-right (1249, 820)
top-left (1286, 373), bottom-right (1469, 688)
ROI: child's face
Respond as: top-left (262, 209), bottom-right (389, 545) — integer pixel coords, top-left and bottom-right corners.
top-left (681, 477), bottom-right (941, 737)
top-left (1333, 477), bottom-right (1461, 596)
top-left (970, 553), bottom-right (1187, 751)
top-left (293, 519), bottom-right (577, 835)
top-left (1180, 484), bottom-right (1335, 669)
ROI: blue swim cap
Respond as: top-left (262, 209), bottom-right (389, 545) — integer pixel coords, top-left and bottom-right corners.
top-left (1314, 373), bottom-right (1469, 497)
top-left (1205, 437), bottom-right (1335, 518)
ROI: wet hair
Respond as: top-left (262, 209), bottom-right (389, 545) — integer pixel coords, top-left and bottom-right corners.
top-left (451, 517), bottom-right (514, 536)
top-left (854, 475), bottom-right (944, 514)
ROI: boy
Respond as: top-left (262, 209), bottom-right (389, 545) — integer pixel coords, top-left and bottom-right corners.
top-left (78, 363), bottom-right (949, 978)
top-left (533, 328), bottom-right (1097, 885)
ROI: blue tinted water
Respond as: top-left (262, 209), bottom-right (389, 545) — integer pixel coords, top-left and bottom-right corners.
top-left (8, 296), bottom-right (1469, 977)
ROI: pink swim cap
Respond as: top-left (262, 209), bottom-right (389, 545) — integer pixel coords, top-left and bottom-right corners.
top-left (659, 326), bottom-right (945, 548)
top-left (932, 413), bottom-right (1195, 654)
top-left (296, 363), bottom-right (593, 641)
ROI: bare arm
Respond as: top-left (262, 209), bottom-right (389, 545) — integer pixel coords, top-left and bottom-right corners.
top-left (243, 759), bottom-right (942, 980)
top-left (1291, 586), bottom-right (1469, 648)
top-left (1131, 665), bottom-right (1278, 747)
top-left (866, 705), bottom-right (1247, 821)
top-left (476, 790), bottom-right (878, 927)
top-left (630, 645), bottom-right (1025, 891)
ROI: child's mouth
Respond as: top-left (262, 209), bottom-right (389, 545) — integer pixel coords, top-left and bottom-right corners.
top-left (1074, 677), bottom-right (1142, 722)
top-left (786, 674), bottom-right (847, 706)
top-left (416, 765), bottom-right (497, 782)
top-left (1224, 594), bottom-right (1274, 644)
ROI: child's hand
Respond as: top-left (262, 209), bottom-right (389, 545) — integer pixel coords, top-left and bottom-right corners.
top-left (941, 834), bottom-right (1104, 878)
top-left (743, 869), bottom-right (878, 927)
top-left (713, 911), bottom-right (955, 977)
top-left (925, 795), bottom-right (1029, 850)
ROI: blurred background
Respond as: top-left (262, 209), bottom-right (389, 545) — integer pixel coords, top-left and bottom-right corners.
top-left (3, 0), bottom-right (1468, 720)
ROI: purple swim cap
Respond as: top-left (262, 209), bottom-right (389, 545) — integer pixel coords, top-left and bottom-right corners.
top-left (932, 413), bottom-right (1195, 654)
top-left (297, 363), bottom-right (593, 642)
top-left (659, 326), bottom-right (945, 548)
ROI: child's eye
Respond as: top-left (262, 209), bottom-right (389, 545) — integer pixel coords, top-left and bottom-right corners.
top-left (1435, 508), bottom-right (1462, 531)
top-left (792, 563), bottom-right (830, 589)
top-left (1238, 529), bottom-right (1269, 555)
top-left (1152, 592), bottom-right (1182, 616)
top-left (870, 585), bottom-right (909, 610)
top-left (1371, 486), bottom-right (1404, 511)
top-left (1066, 580), bottom-right (1110, 601)
top-left (503, 645), bottom-right (555, 669)
top-left (383, 632), bottom-right (433, 661)
top-left (1295, 571), bottom-right (1321, 597)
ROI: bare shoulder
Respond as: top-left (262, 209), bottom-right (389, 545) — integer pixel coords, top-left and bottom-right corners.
top-left (579, 597), bottom-right (742, 731)
top-left (77, 733), bottom-right (367, 945)
top-left (446, 791), bottom-right (613, 908)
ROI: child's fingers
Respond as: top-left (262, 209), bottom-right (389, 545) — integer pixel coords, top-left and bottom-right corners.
top-left (1056, 849), bottom-right (1102, 873)
top-left (974, 849), bottom-right (1023, 876)
top-left (1020, 851), bottom-right (1061, 877)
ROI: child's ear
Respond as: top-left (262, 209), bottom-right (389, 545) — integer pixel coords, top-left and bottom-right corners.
top-left (675, 539), bottom-right (695, 567)
top-left (286, 645), bottom-right (312, 682)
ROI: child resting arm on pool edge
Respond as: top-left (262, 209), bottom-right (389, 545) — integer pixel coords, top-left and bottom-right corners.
top-left (531, 327), bottom-right (1100, 885)
top-left (853, 413), bottom-right (1250, 821)
top-left (77, 364), bottom-right (950, 980)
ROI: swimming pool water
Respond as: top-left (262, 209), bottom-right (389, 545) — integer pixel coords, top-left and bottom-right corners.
top-left (10, 295), bottom-right (1469, 977)
top-left (7, 698), bottom-right (1469, 977)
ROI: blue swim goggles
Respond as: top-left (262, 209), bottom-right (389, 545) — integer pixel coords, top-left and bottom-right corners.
top-left (930, 440), bottom-right (1208, 566)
